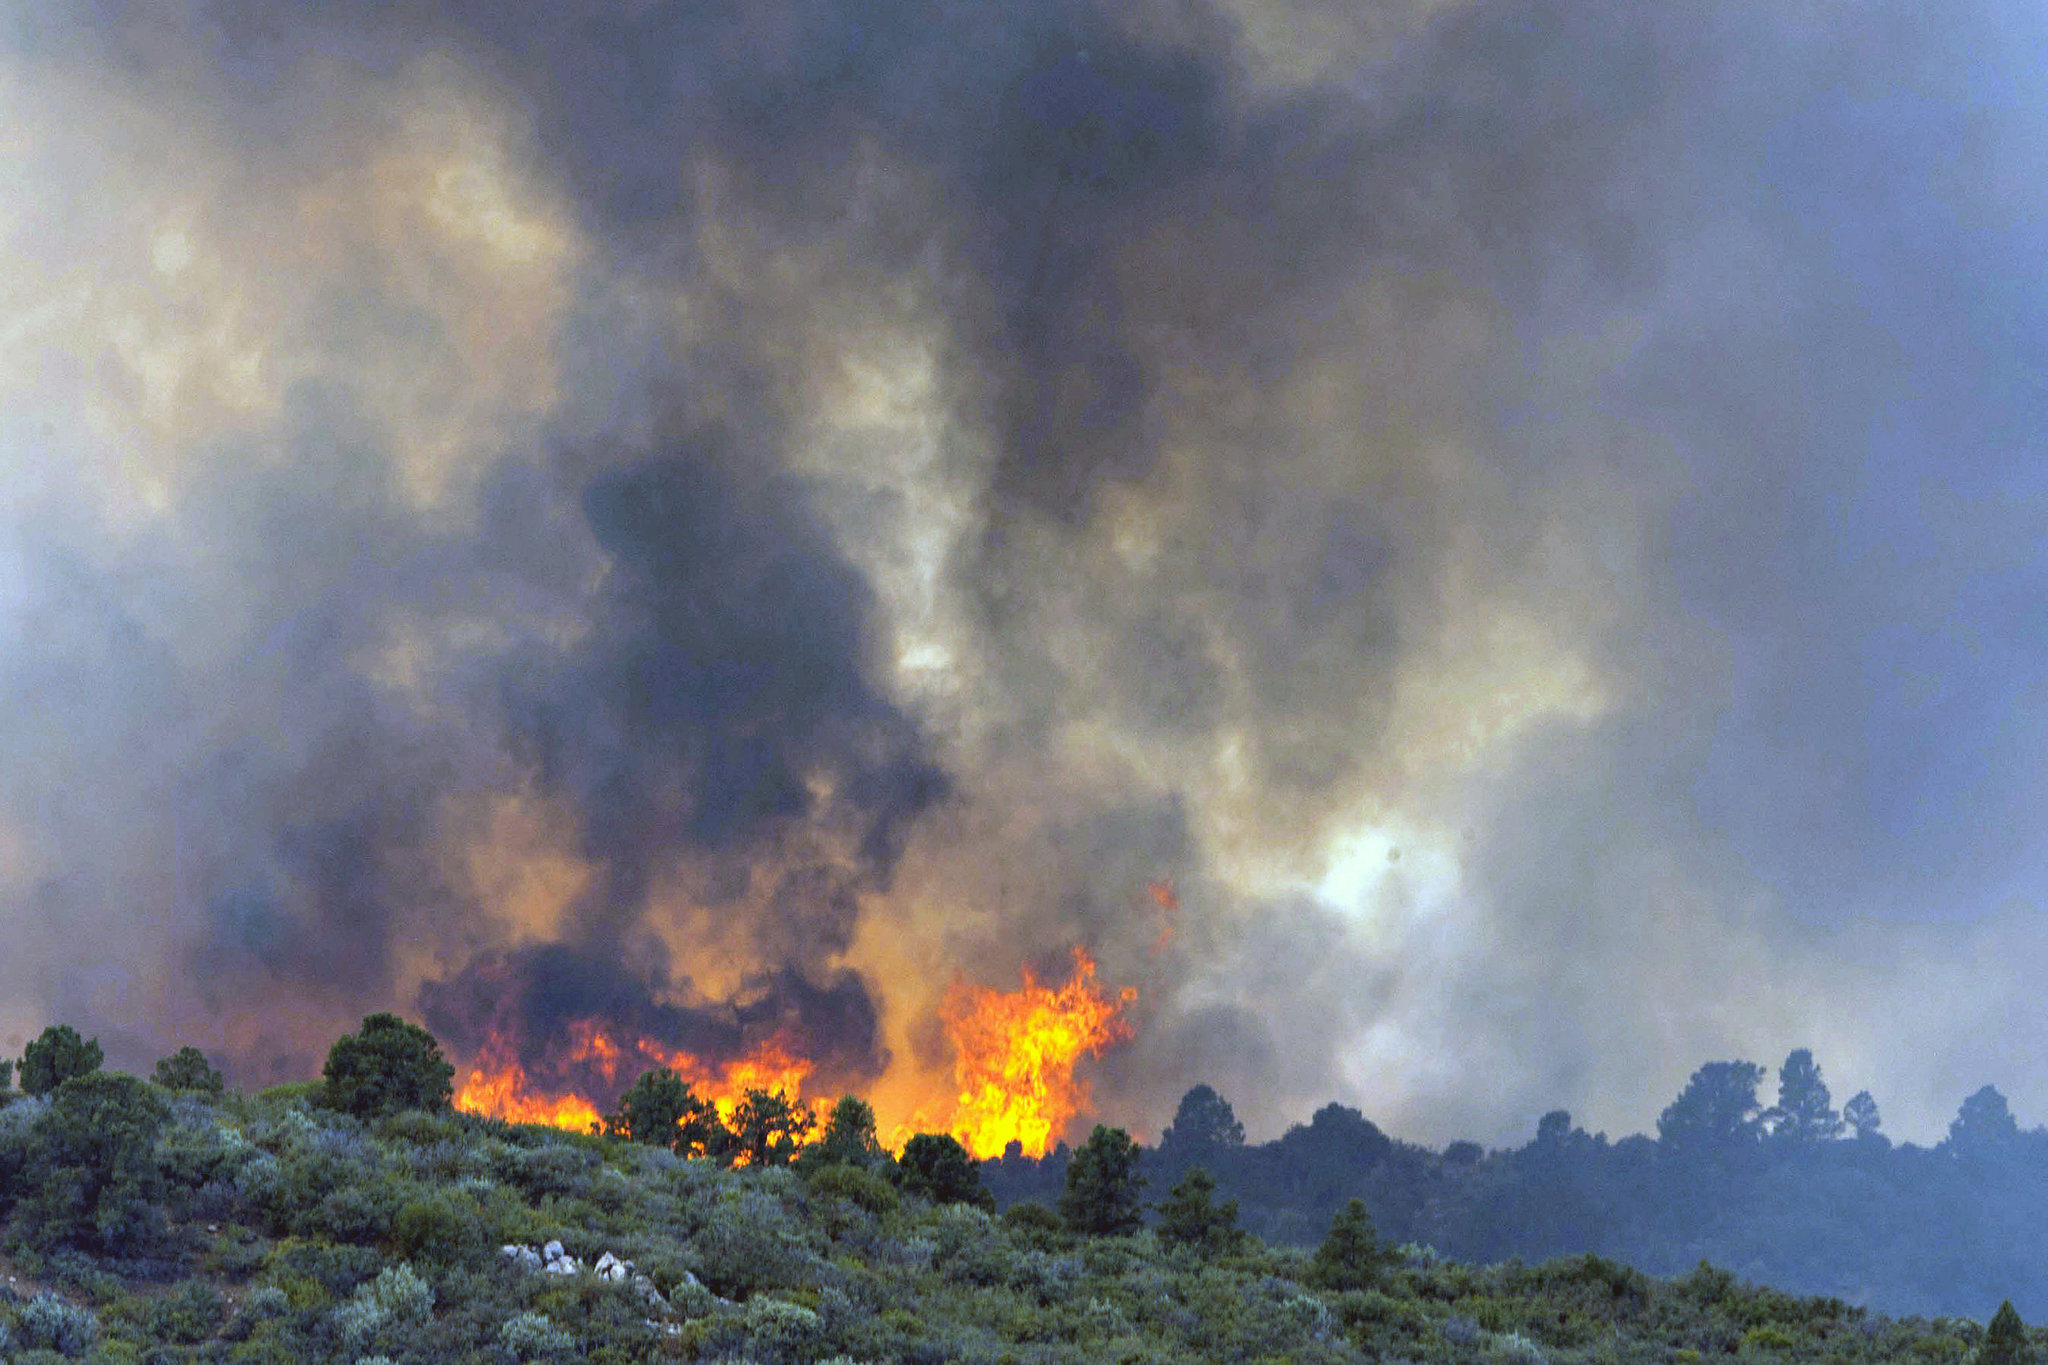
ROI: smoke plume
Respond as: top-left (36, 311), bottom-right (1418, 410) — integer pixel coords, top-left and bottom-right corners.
top-left (4, 0), bottom-right (2047, 1145)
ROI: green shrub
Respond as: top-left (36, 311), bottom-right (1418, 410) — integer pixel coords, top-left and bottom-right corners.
top-left (746, 1296), bottom-right (824, 1363)
top-left (1000, 1201), bottom-right (1068, 1251)
top-left (391, 1192), bottom-right (488, 1267)
top-left (144, 1280), bottom-right (227, 1344)
top-left (500, 1309), bottom-right (578, 1361)
top-left (12, 1292), bottom-right (99, 1356)
top-left (332, 1261), bottom-right (434, 1355)
top-left (695, 1186), bottom-right (826, 1297)
top-left (808, 1162), bottom-right (900, 1217)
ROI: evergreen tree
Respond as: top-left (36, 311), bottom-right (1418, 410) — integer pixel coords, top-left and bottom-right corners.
top-left (1948, 1085), bottom-right (2020, 1153)
top-left (151, 1045), bottom-right (226, 1095)
top-left (320, 1013), bottom-right (455, 1120)
top-left (1656, 1061), bottom-right (1766, 1157)
top-left (1843, 1089), bottom-right (1884, 1143)
top-left (17, 1071), bottom-right (170, 1254)
top-left (1154, 1165), bottom-right (1242, 1254)
top-left (1161, 1084), bottom-right (1246, 1150)
top-left (1060, 1124), bottom-right (1146, 1235)
top-left (1314, 1197), bottom-right (1395, 1291)
top-left (808, 1095), bottom-right (888, 1169)
top-left (19, 1024), bottom-right (103, 1098)
top-left (730, 1088), bottom-right (815, 1167)
top-left (899, 1133), bottom-right (994, 1209)
top-left (1978, 1300), bottom-right (2032, 1365)
top-left (1763, 1049), bottom-right (1842, 1145)
top-left (604, 1067), bottom-right (730, 1159)
top-left (0, 1057), bottom-right (12, 1102)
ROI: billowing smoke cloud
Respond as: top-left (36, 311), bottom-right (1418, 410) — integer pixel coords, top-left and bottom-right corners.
top-left (4, 0), bottom-right (2048, 1147)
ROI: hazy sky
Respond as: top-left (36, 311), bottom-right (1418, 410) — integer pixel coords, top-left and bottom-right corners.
top-left (3, 0), bottom-right (2046, 1148)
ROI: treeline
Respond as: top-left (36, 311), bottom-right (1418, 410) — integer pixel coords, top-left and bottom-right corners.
top-left (0, 1016), bottom-right (2039, 1364)
top-left (2, 1019), bottom-right (2040, 1324)
top-left (984, 1051), bottom-right (2048, 1319)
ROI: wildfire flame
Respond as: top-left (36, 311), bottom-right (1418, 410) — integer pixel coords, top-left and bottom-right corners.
top-left (452, 1019), bottom-right (817, 1131)
top-left (450, 950), bottom-right (1138, 1162)
top-left (1146, 877), bottom-right (1179, 953)
top-left (940, 946), bottom-right (1137, 1159)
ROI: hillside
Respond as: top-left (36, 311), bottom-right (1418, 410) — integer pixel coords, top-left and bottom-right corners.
top-left (0, 1073), bottom-right (2033, 1365)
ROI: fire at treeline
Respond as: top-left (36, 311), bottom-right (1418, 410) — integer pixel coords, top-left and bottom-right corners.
top-left (10, 1014), bottom-right (2048, 1316)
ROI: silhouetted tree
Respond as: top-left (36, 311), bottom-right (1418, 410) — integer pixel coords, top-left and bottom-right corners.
top-left (1443, 1139), bottom-right (1484, 1167)
top-left (1161, 1084), bottom-right (1245, 1150)
top-left (320, 1013), bottom-right (455, 1120)
top-left (152, 1045), bottom-right (226, 1096)
top-left (1534, 1110), bottom-right (1575, 1148)
top-left (1155, 1165), bottom-right (1243, 1254)
top-left (1843, 1089), bottom-right (1884, 1143)
top-left (0, 1057), bottom-right (12, 1102)
top-left (806, 1095), bottom-right (888, 1169)
top-left (730, 1088), bottom-right (815, 1167)
top-left (604, 1068), bottom-right (730, 1160)
top-left (1060, 1124), bottom-right (1146, 1235)
top-left (1978, 1300), bottom-right (2032, 1365)
top-left (1657, 1061), bottom-right (1766, 1157)
top-left (19, 1024), bottom-right (103, 1098)
top-left (1313, 1198), bottom-right (1395, 1291)
top-left (1948, 1084), bottom-right (2019, 1153)
top-left (1763, 1049), bottom-right (1842, 1145)
top-left (899, 1133), bottom-right (993, 1209)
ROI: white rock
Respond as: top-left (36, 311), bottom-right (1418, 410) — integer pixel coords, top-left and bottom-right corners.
top-left (542, 1239), bottom-right (565, 1262)
top-left (543, 1256), bottom-right (581, 1275)
top-left (500, 1244), bottom-right (543, 1271)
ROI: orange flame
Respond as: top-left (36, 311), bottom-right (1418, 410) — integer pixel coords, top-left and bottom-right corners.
top-left (940, 947), bottom-right (1136, 1159)
top-left (452, 1021), bottom-right (817, 1132)
top-left (1146, 877), bottom-right (1179, 952)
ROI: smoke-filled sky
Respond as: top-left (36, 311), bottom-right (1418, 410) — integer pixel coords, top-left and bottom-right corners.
top-left (4, 0), bottom-right (2047, 1149)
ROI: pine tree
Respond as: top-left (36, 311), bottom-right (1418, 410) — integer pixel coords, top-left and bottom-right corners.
top-left (1763, 1049), bottom-right (1842, 1144)
top-left (1155, 1166), bottom-right (1243, 1254)
top-left (1161, 1084), bottom-right (1246, 1150)
top-left (1977, 1300), bottom-right (2032, 1365)
top-left (1314, 1198), bottom-right (1395, 1291)
top-left (1060, 1124), bottom-right (1146, 1235)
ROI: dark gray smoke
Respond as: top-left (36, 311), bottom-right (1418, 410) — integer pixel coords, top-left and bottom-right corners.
top-left (3, 0), bottom-right (2046, 1145)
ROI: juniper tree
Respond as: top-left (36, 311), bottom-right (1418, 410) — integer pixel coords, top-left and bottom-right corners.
top-left (604, 1067), bottom-right (730, 1160)
top-left (152, 1045), bottom-right (226, 1096)
top-left (899, 1132), bottom-right (994, 1209)
top-left (730, 1088), bottom-right (815, 1167)
top-left (19, 1024), bottom-right (103, 1098)
top-left (321, 1013), bottom-right (455, 1119)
